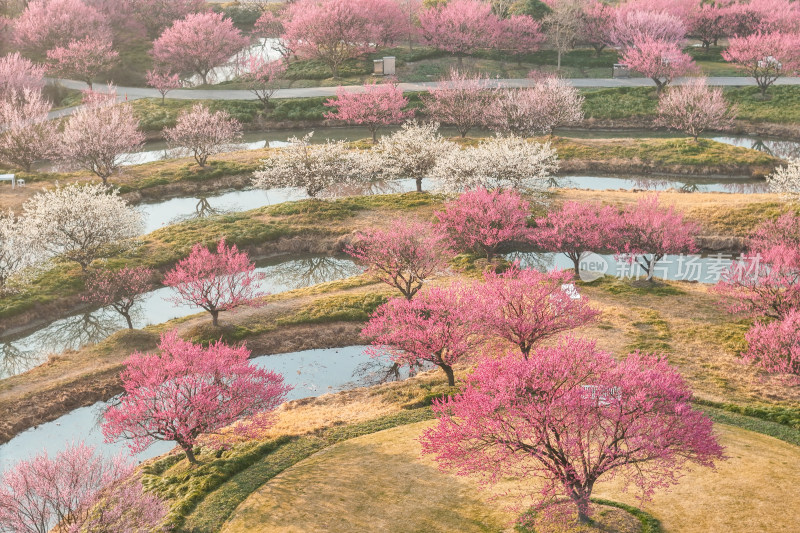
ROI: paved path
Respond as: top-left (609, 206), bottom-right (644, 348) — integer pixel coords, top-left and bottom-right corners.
top-left (51, 76), bottom-right (800, 103)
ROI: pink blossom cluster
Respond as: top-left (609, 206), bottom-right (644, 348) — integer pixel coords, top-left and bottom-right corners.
top-left (715, 214), bottom-right (800, 377)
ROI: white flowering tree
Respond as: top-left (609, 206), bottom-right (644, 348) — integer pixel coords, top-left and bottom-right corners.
top-left (253, 133), bottom-right (382, 198)
top-left (164, 103), bottom-right (243, 167)
top-left (377, 121), bottom-right (455, 192)
top-left (431, 135), bottom-right (559, 195)
top-left (23, 183), bottom-right (143, 271)
top-left (59, 88), bottom-right (145, 186)
top-left (487, 76), bottom-right (584, 136)
top-left (0, 210), bottom-right (41, 292)
top-left (0, 89), bottom-right (58, 172)
top-left (768, 159), bottom-right (800, 202)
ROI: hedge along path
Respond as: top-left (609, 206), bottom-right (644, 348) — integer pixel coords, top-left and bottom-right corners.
top-left (220, 421), bottom-right (800, 533)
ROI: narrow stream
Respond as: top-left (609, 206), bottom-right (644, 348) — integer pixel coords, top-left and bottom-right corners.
top-left (0, 255), bottom-right (361, 379)
top-left (507, 251), bottom-right (736, 284)
top-left (0, 346), bottom-right (409, 474)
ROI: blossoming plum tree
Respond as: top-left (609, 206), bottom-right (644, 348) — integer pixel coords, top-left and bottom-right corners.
top-left (83, 267), bottom-right (155, 329)
top-left (476, 266), bottom-right (599, 357)
top-left (362, 283), bottom-right (478, 386)
top-left (163, 239), bottom-right (266, 326)
top-left (657, 77), bottom-right (736, 141)
top-left (324, 82), bottom-right (413, 143)
top-left (436, 188), bottom-right (533, 259)
top-left (533, 200), bottom-right (623, 273)
top-left (420, 336), bottom-right (724, 525)
top-left (164, 103), bottom-right (243, 167)
top-left (102, 330), bottom-right (290, 464)
top-left (346, 218), bottom-right (452, 300)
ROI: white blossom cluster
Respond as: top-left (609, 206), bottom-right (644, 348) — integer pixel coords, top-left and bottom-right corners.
top-left (22, 183), bottom-right (143, 271)
top-left (252, 132), bottom-right (385, 198)
top-left (767, 159), bottom-right (800, 202)
top-left (376, 121), bottom-right (455, 192)
top-left (0, 209), bottom-right (41, 291)
top-left (430, 135), bottom-right (559, 195)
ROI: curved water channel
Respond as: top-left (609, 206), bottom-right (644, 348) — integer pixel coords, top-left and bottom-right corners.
top-left (0, 255), bottom-right (362, 379)
top-left (0, 345), bottom-right (411, 474)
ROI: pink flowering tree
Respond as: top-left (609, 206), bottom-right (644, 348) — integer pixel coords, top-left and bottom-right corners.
top-left (657, 77), bottom-right (736, 141)
top-left (82, 266), bottom-right (155, 329)
top-left (164, 103), bottom-right (243, 166)
top-left (609, 9), bottom-right (686, 50)
top-left (714, 214), bottom-right (800, 320)
top-left (59, 89), bottom-right (146, 186)
top-left (0, 52), bottom-right (46, 97)
top-left (46, 36), bottom-right (118, 89)
top-left (621, 37), bottom-right (696, 93)
top-left (163, 239), bottom-right (266, 326)
top-left (420, 336), bottom-right (724, 525)
top-left (436, 188), bottom-right (532, 260)
top-left (617, 195), bottom-right (700, 281)
top-left (476, 266), bottom-right (599, 358)
top-left (418, 0), bottom-right (503, 68)
top-left (579, 1), bottom-right (614, 55)
top-left (687, 3), bottom-right (728, 50)
top-left (362, 283), bottom-right (478, 386)
top-left (346, 219), bottom-right (452, 300)
top-left (130, 0), bottom-right (206, 38)
top-left (281, 0), bottom-right (372, 78)
top-left (152, 11), bottom-right (249, 85)
top-left (145, 68), bottom-right (182, 104)
top-left (324, 82), bottom-right (414, 143)
top-left (13, 0), bottom-right (110, 57)
top-left (487, 75), bottom-right (584, 136)
top-left (102, 330), bottom-right (290, 464)
top-left (0, 443), bottom-right (134, 533)
top-left (421, 69), bottom-right (494, 138)
top-left (722, 31), bottom-right (800, 97)
top-left (66, 474), bottom-right (169, 533)
top-left (0, 88), bottom-right (58, 171)
top-left (533, 200), bottom-right (623, 273)
top-left (743, 309), bottom-right (800, 376)
top-left (239, 55), bottom-right (287, 110)
top-left (495, 14), bottom-right (544, 65)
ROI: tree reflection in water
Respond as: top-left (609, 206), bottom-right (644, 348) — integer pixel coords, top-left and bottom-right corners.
top-left (0, 309), bottom-right (128, 378)
top-left (168, 196), bottom-right (233, 226)
top-left (267, 256), bottom-right (362, 290)
top-left (0, 341), bottom-right (45, 379)
top-left (349, 358), bottom-right (429, 388)
top-left (504, 251), bottom-right (556, 273)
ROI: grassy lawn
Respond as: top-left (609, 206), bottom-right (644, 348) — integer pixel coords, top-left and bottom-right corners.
top-left (127, 83), bottom-right (800, 134)
top-left (217, 420), bottom-right (800, 533)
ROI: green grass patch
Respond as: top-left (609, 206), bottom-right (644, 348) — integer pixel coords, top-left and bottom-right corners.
top-left (131, 98), bottom-right (266, 131)
top-left (579, 275), bottom-right (685, 297)
top-left (277, 292), bottom-right (389, 326)
top-left (698, 404), bottom-right (800, 447)
top-left (695, 399), bottom-right (800, 432)
top-left (551, 137), bottom-right (780, 168)
top-left (516, 498), bottom-right (662, 533)
top-left (627, 309), bottom-right (672, 353)
top-left (725, 85), bottom-right (800, 124)
top-left (582, 87), bottom-right (658, 119)
top-left (144, 408), bottom-right (435, 532)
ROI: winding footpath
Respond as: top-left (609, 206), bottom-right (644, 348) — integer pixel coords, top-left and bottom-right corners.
top-left (52, 75), bottom-right (800, 103)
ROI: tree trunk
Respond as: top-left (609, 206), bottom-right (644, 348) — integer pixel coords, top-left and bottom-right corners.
top-left (371, 128), bottom-right (378, 143)
top-left (416, 177), bottom-right (423, 192)
top-left (572, 255), bottom-right (581, 274)
top-left (557, 50), bottom-right (562, 70)
top-left (183, 444), bottom-right (198, 465)
top-left (457, 55), bottom-right (463, 69)
top-left (440, 363), bottom-right (455, 386)
top-left (210, 310), bottom-right (220, 327)
top-left (122, 312), bottom-right (133, 330)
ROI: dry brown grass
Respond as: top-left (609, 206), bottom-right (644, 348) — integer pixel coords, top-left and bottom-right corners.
top-left (220, 421), bottom-right (800, 533)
